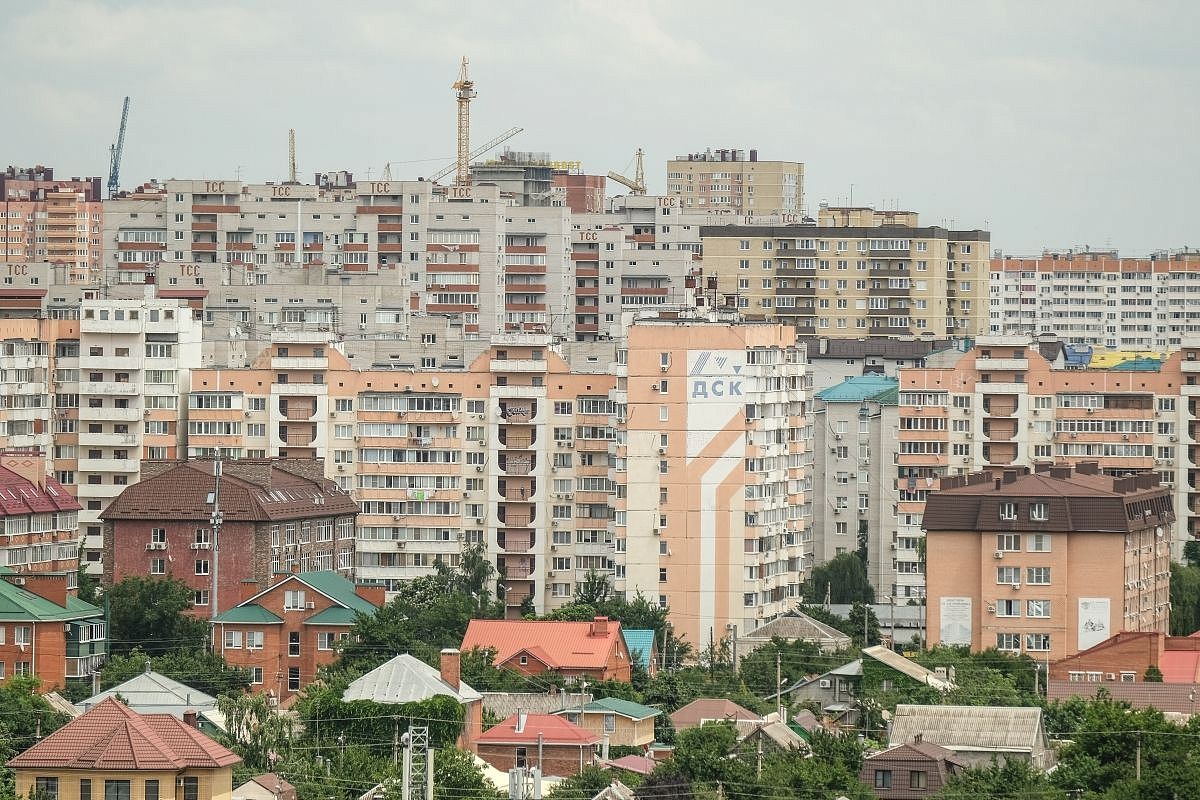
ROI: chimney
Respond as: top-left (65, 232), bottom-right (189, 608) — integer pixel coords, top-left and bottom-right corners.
top-left (1002, 469), bottom-right (1019, 485)
top-left (591, 616), bottom-right (609, 637)
top-left (515, 709), bottom-right (527, 734)
top-left (239, 580), bottom-right (261, 603)
top-left (183, 710), bottom-right (199, 729)
top-left (1050, 465), bottom-right (1072, 480)
top-left (1076, 460), bottom-right (1099, 475)
top-left (0, 449), bottom-right (47, 490)
top-left (440, 648), bottom-right (461, 691)
top-left (355, 583), bottom-right (386, 608)
top-left (913, 732), bottom-right (923, 744)
top-left (17, 573), bottom-right (69, 608)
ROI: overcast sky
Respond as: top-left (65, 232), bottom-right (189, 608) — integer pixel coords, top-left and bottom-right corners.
top-left (6, 1), bottom-right (1197, 254)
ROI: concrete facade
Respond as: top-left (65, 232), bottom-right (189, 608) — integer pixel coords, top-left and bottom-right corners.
top-left (666, 149), bottom-right (803, 215)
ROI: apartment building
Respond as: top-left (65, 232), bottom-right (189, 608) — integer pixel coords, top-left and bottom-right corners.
top-left (666, 149), bottom-right (804, 215)
top-left (699, 207), bottom-right (990, 338)
top-left (0, 570), bottom-right (105, 691)
top-left (2, 165), bottom-right (103, 283)
top-left (0, 449), bottom-right (81, 580)
top-left (810, 376), bottom-right (903, 596)
top-left (924, 464), bottom-right (1171, 662)
top-left (990, 249), bottom-right (1200, 349)
top-left (613, 313), bottom-right (813, 645)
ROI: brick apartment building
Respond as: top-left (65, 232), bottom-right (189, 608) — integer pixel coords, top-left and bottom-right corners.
top-left (924, 463), bottom-right (1172, 662)
top-left (101, 459), bottom-right (358, 615)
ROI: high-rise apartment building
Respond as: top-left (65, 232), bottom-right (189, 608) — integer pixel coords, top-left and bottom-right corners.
top-left (2, 166), bottom-right (103, 282)
top-left (924, 464), bottom-right (1171, 662)
top-left (666, 149), bottom-right (803, 216)
top-left (613, 314), bottom-right (813, 645)
top-left (698, 207), bottom-right (990, 338)
top-left (990, 249), bottom-right (1200, 350)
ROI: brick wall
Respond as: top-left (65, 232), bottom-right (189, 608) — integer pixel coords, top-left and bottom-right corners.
top-left (476, 743), bottom-right (593, 777)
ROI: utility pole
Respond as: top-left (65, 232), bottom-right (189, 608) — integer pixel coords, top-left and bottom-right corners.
top-left (776, 650), bottom-right (783, 720)
top-left (1135, 733), bottom-right (1141, 781)
top-left (209, 459), bottom-right (224, 620)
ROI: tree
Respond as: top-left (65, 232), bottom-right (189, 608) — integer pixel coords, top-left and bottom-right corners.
top-left (933, 758), bottom-right (1065, 800)
top-left (671, 723), bottom-right (752, 789)
top-left (801, 553), bottom-right (875, 604)
top-left (847, 601), bottom-right (881, 648)
top-left (217, 691), bottom-right (297, 773)
top-left (635, 769), bottom-right (694, 800)
top-left (549, 765), bottom-right (639, 799)
top-left (1185, 539), bottom-right (1200, 567)
top-left (0, 678), bottom-right (72, 800)
top-left (1143, 664), bottom-right (1163, 682)
top-left (76, 544), bottom-right (100, 605)
top-left (1169, 561), bottom-right (1200, 635)
top-left (737, 637), bottom-right (840, 696)
top-left (105, 576), bottom-right (209, 655)
top-left (756, 754), bottom-right (875, 800)
top-left (100, 648), bottom-right (249, 697)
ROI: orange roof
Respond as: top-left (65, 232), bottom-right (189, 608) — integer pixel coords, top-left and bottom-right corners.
top-left (1159, 650), bottom-right (1200, 683)
top-left (6, 697), bottom-right (241, 770)
top-left (461, 617), bottom-right (625, 671)
top-left (476, 713), bottom-right (599, 746)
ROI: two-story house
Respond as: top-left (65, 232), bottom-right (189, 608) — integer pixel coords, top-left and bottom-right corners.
top-left (460, 617), bottom-right (632, 682)
top-left (7, 697), bottom-right (241, 800)
top-left (557, 697), bottom-right (660, 749)
top-left (475, 711), bottom-right (599, 778)
top-left (212, 570), bottom-right (382, 701)
top-left (0, 568), bottom-right (104, 692)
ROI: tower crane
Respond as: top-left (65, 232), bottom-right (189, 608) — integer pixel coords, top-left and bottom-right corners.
top-left (428, 127), bottom-right (524, 184)
top-left (107, 96), bottom-right (131, 199)
top-left (451, 56), bottom-right (477, 186)
top-left (607, 148), bottom-right (646, 195)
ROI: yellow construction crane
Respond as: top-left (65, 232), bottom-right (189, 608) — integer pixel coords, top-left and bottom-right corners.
top-left (452, 56), bottom-right (477, 186)
top-left (288, 129), bottom-right (297, 183)
top-left (607, 148), bottom-right (646, 195)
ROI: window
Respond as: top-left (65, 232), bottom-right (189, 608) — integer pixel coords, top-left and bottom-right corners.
top-left (1025, 633), bottom-right (1051, 651)
top-left (246, 631), bottom-right (264, 649)
top-left (194, 590), bottom-right (209, 606)
top-left (999, 502), bottom-right (1017, 521)
top-left (909, 771), bottom-right (927, 789)
top-left (996, 533), bottom-right (1021, 552)
top-left (1028, 534), bottom-right (1051, 552)
top-left (997, 633), bottom-right (1020, 651)
top-left (104, 781), bottom-right (130, 800)
top-left (1027, 567), bottom-right (1051, 585)
top-left (996, 599), bottom-right (1020, 617)
top-left (80, 780), bottom-right (91, 800)
top-left (284, 590), bottom-right (306, 610)
top-left (603, 714), bottom-right (616, 732)
top-left (1027, 600), bottom-right (1051, 618)
top-left (515, 747), bottom-right (529, 768)
top-left (317, 632), bottom-right (336, 650)
top-left (14, 626), bottom-right (31, 646)
top-left (1030, 502), bottom-right (1048, 521)
top-left (150, 558), bottom-right (165, 575)
top-left (289, 631), bottom-right (301, 657)
top-left (874, 770), bottom-right (892, 789)
top-left (223, 630), bottom-right (242, 649)
top-left (288, 667), bottom-right (301, 692)
top-left (35, 778), bottom-right (58, 800)
top-left (195, 560), bottom-right (210, 576)
top-left (659, 568), bottom-right (667, 583)
top-left (250, 667), bottom-right (264, 684)
top-left (996, 566), bottom-right (1020, 584)
top-left (144, 780), bottom-right (159, 800)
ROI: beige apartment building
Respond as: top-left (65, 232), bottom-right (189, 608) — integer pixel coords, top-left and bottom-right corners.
top-left (924, 464), bottom-right (1171, 662)
top-left (666, 149), bottom-right (804, 216)
top-left (613, 313), bottom-right (813, 645)
top-left (2, 165), bottom-right (103, 283)
top-left (698, 206), bottom-right (990, 338)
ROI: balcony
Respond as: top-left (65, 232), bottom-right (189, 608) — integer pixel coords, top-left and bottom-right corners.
top-left (499, 454), bottom-right (535, 476)
top-left (975, 357), bottom-right (1029, 371)
top-left (490, 359), bottom-right (547, 373)
top-left (271, 357), bottom-right (329, 370)
top-left (78, 458), bottom-right (139, 472)
top-left (500, 534), bottom-right (533, 552)
top-left (78, 407), bottom-right (142, 421)
top-left (80, 381), bottom-right (142, 396)
top-left (499, 513), bottom-right (534, 527)
top-left (499, 434), bottom-right (534, 449)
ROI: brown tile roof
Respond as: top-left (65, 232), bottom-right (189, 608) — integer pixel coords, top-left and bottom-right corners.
top-left (669, 698), bottom-right (760, 730)
top-left (1046, 679), bottom-right (1200, 716)
top-left (461, 617), bottom-right (626, 672)
top-left (102, 460), bottom-right (357, 522)
top-left (0, 464), bottom-right (81, 515)
top-left (6, 697), bottom-right (241, 770)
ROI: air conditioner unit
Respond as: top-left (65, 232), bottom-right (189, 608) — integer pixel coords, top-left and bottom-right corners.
top-left (475, 465), bottom-right (483, 472)
top-left (1011, 582), bottom-right (1020, 591)
top-left (834, 433), bottom-right (842, 441)
top-left (1171, 436), bottom-right (1178, 442)
top-left (1087, 408), bottom-right (1094, 414)
top-left (393, 514), bottom-right (404, 521)
top-left (660, 365), bottom-right (669, 373)
top-left (966, 433), bottom-right (973, 439)
top-left (244, 411), bottom-right (252, 417)
top-left (337, 464), bottom-right (345, 472)
top-left (396, 541), bottom-right (406, 549)
top-left (657, 447), bottom-right (667, 455)
top-left (190, 542), bottom-right (210, 551)
top-left (993, 550), bottom-right (1004, 559)
top-left (890, 543), bottom-right (896, 550)
top-left (1105, 673), bottom-right (1117, 681)
top-left (986, 603), bottom-right (996, 613)
top-left (652, 528), bottom-right (661, 536)
top-left (551, 521), bottom-right (559, 527)
top-left (550, 544), bottom-right (557, 551)
top-left (915, 406), bottom-right (923, 412)
top-left (305, 601), bottom-right (316, 610)
top-left (818, 679), bottom-right (831, 689)
top-left (566, 442), bottom-right (574, 448)
top-left (475, 517), bottom-right (484, 525)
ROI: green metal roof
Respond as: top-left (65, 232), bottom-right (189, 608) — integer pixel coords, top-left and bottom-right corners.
top-left (0, 578), bottom-right (102, 622)
top-left (305, 606), bottom-right (358, 626)
top-left (1110, 357), bottom-right (1163, 372)
top-left (295, 571), bottom-right (378, 615)
top-left (622, 629), bottom-right (656, 671)
top-left (816, 375), bottom-right (899, 405)
top-left (212, 604), bottom-right (282, 624)
top-left (583, 696), bottom-right (661, 720)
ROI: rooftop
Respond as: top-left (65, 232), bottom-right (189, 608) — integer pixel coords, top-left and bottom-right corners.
top-left (815, 374), bottom-right (898, 404)
top-left (461, 617), bottom-right (625, 671)
top-left (342, 654), bottom-right (481, 705)
top-left (887, 705), bottom-right (1046, 753)
top-left (669, 698), bottom-right (760, 730)
top-left (0, 577), bottom-right (101, 623)
top-left (0, 460), bottom-right (80, 517)
top-left (476, 713), bottom-right (598, 747)
top-left (77, 669), bottom-right (217, 719)
top-left (621, 629), bottom-right (656, 671)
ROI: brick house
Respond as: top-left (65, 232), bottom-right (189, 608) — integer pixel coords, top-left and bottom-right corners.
top-left (1048, 630), bottom-right (1200, 684)
top-left (475, 711), bottom-right (599, 778)
top-left (460, 617), bottom-right (632, 682)
top-left (0, 569), bottom-right (105, 692)
top-left (101, 459), bottom-right (358, 615)
top-left (860, 736), bottom-right (966, 799)
top-left (0, 449), bottom-right (83, 579)
top-left (213, 570), bottom-right (382, 701)
top-left (7, 697), bottom-right (241, 800)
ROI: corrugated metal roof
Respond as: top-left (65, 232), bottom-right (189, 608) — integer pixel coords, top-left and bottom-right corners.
top-left (863, 646), bottom-right (955, 691)
top-left (888, 705), bottom-right (1046, 752)
top-left (739, 611), bottom-right (853, 647)
top-left (461, 618), bottom-right (626, 671)
top-left (482, 691), bottom-right (585, 720)
top-left (669, 699), bottom-right (760, 729)
top-left (212, 604), bottom-right (282, 624)
top-left (477, 713), bottom-right (598, 746)
top-left (77, 670), bottom-right (217, 719)
top-left (622, 629), bottom-right (656, 671)
top-left (0, 577), bottom-right (102, 622)
top-left (342, 653), bottom-right (481, 705)
top-left (816, 375), bottom-right (899, 404)
top-left (578, 697), bottom-right (659, 721)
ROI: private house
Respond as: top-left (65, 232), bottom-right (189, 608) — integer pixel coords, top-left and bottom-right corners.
top-left (1048, 630), bottom-right (1200, 684)
top-left (737, 719), bottom-right (808, 756)
top-left (77, 664), bottom-right (223, 734)
top-left (0, 568), bottom-right (105, 692)
top-left (668, 699), bottom-right (760, 732)
top-left (342, 650), bottom-right (484, 751)
top-left (621, 629), bottom-right (658, 676)
top-left (461, 617), bottom-right (632, 682)
top-left (786, 659), bottom-right (862, 726)
top-left (7, 697), bottom-right (241, 800)
top-left (735, 611), bottom-right (852, 657)
top-left (556, 697), bottom-right (660, 749)
top-left (213, 570), bottom-right (382, 701)
top-left (861, 736), bottom-right (966, 799)
top-left (233, 774), bottom-right (296, 800)
top-left (887, 705), bottom-right (1053, 769)
top-left (475, 711), bottom-right (600, 778)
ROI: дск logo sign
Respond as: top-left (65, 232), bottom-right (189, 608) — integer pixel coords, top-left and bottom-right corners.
top-left (689, 350), bottom-right (744, 399)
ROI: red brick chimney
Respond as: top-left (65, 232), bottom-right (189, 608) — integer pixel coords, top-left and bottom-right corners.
top-left (440, 648), bottom-right (461, 690)
top-left (17, 573), bottom-right (68, 608)
top-left (355, 583), bottom-right (386, 608)
top-left (183, 710), bottom-right (199, 728)
top-left (0, 449), bottom-right (47, 490)
top-left (591, 616), bottom-right (609, 637)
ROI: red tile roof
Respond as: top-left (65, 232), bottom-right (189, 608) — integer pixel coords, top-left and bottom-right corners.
top-left (102, 460), bottom-right (357, 522)
top-left (6, 697), bottom-right (241, 770)
top-left (461, 618), bottom-right (625, 671)
top-left (1160, 649), bottom-right (1200, 683)
top-left (0, 464), bottom-right (80, 516)
top-left (476, 713), bottom-right (599, 746)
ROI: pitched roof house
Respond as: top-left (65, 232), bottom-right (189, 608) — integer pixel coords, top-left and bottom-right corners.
top-left (213, 570), bottom-right (382, 701)
top-left (0, 569), bottom-right (105, 692)
top-left (557, 696), bottom-right (661, 749)
top-left (668, 698), bottom-right (761, 731)
top-left (475, 712), bottom-right (600, 778)
top-left (461, 617), bottom-right (632, 682)
top-left (621, 629), bottom-right (658, 675)
top-left (861, 736), bottom-right (967, 799)
top-left (234, 775), bottom-right (297, 800)
top-left (77, 664), bottom-right (223, 732)
top-left (343, 650), bottom-right (483, 751)
top-left (887, 705), bottom-right (1053, 769)
top-left (7, 697), bottom-right (241, 800)
top-left (736, 611), bottom-right (853, 656)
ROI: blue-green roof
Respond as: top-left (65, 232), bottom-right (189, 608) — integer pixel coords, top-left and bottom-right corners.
top-left (212, 604), bottom-right (283, 624)
top-left (305, 606), bottom-right (359, 625)
top-left (816, 375), bottom-right (899, 404)
top-left (582, 696), bottom-right (660, 720)
top-left (1110, 358), bottom-right (1163, 372)
top-left (622, 629), bottom-right (656, 671)
top-left (0, 578), bottom-right (102, 622)
top-left (295, 571), bottom-right (379, 615)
